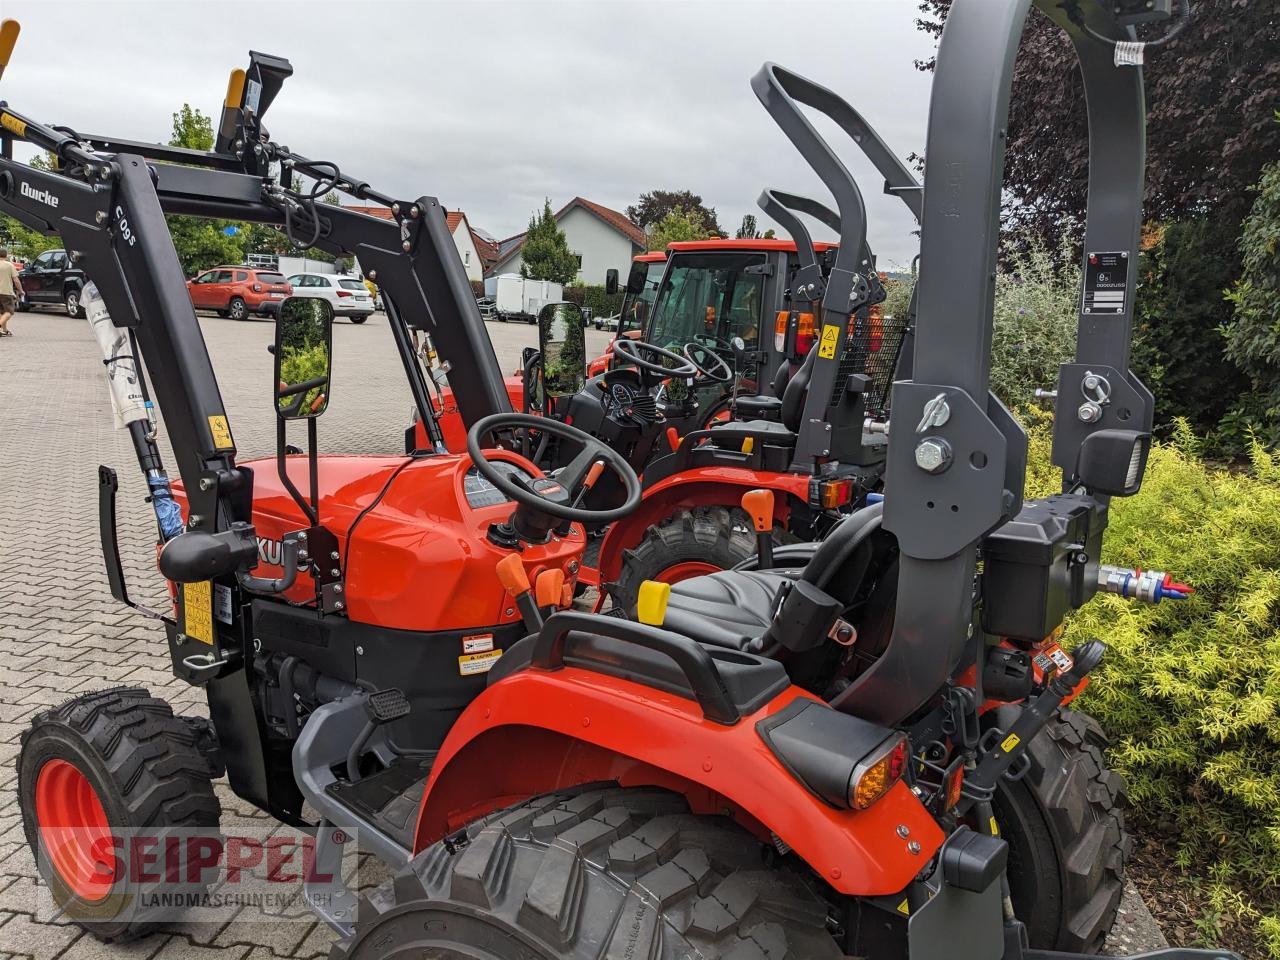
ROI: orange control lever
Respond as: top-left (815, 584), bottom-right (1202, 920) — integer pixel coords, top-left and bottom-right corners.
top-left (583, 460), bottom-right (606, 490)
top-left (741, 489), bottom-right (775, 569)
top-left (495, 553), bottom-right (531, 597)
top-left (666, 426), bottom-right (680, 452)
top-left (535, 569), bottom-right (566, 608)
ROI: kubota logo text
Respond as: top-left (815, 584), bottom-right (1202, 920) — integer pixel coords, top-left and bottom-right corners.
top-left (19, 181), bottom-right (58, 208)
top-left (257, 537), bottom-right (284, 566)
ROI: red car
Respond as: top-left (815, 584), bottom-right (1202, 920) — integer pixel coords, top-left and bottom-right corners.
top-left (186, 266), bottom-right (293, 320)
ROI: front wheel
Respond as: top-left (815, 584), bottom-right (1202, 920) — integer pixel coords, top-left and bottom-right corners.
top-left (611, 506), bottom-right (795, 613)
top-left (64, 287), bottom-right (84, 318)
top-left (991, 707), bottom-right (1130, 953)
top-left (333, 785), bottom-right (842, 960)
top-left (227, 296), bottom-right (248, 321)
top-left (17, 687), bottom-right (222, 942)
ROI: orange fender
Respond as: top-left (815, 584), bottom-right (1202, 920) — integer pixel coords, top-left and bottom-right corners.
top-left (413, 667), bottom-right (942, 897)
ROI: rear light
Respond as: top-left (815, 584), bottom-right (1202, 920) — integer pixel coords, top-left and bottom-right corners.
top-left (252, 283), bottom-right (262, 292)
top-left (848, 733), bottom-right (908, 810)
top-left (794, 312), bottom-right (817, 356)
top-left (774, 310), bottom-right (789, 353)
top-left (336, 290), bottom-right (353, 298)
top-left (818, 478), bottom-right (854, 509)
top-left (943, 763), bottom-right (965, 812)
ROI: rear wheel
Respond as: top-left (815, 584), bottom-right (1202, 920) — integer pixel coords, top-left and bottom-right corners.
top-left (17, 687), bottom-right (222, 942)
top-left (333, 785), bottom-right (842, 959)
top-left (991, 707), bottom-right (1130, 953)
top-left (350, 315), bottom-right (368, 324)
top-left (611, 506), bottom-right (794, 613)
top-left (64, 286), bottom-right (84, 318)
top-left (227, 296), bottom-right (248, 321)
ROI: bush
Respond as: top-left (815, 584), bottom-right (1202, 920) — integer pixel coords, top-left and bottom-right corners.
top-left (470, 279), bottom-right (484, 299)
top-left (562, 284), bottom-right (623, 320)
top-left (1039, 421), bottom-right (1280, 946)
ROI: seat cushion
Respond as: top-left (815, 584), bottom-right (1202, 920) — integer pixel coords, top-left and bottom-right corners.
top-left (735, 395), bottom-right (784, 420)
top-left (662, 570), bottom-right (796, 653)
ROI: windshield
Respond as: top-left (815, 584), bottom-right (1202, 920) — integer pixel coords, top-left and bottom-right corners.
top-left (338, 279), bottom-right (366, 291)
top-left (648, 252), bottom-right (767, 351)
top-left (256, 273), bottom-right (287, 285)
top-left (618, 261), bottom-right (665, 337)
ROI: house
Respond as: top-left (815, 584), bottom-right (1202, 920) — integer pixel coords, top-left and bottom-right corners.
top-left (488, 197), bottom-right (647, 286)
top-left (342, 205), bottom-right (490, 283)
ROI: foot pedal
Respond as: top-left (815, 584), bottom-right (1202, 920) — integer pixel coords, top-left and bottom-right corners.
top-left (365, 688), bottom-right (410, 724)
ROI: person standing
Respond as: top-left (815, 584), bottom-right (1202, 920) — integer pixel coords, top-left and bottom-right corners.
top-left (0, 248), bottom-right (23, 337)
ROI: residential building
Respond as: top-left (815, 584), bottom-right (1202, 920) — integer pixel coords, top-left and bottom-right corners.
top-left (342, 205), bottom-right (490, 283)
top-left (488, 197), bottom-right (647, 285)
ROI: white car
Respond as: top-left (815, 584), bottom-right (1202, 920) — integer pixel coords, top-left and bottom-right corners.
top-left (285, 273), bottom-right (375, 323)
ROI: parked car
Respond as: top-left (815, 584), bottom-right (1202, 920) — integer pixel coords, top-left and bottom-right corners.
top-left (17, 248), bottom-right (86, 317)
top-left (476, 296), bottom-right (497, 320)
top-left (285, 273), bottom-right (375, 323)
top-left (186, 266), bottom-right (292, 319)
top-left (594, 313), bottom-right (620, 331)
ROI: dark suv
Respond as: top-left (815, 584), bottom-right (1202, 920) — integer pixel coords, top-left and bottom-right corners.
top-left (18, 248), bottom-right (86, 318)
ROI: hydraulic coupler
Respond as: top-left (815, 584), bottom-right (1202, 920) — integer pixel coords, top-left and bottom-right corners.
top-left (1097, 566), bottom-right (1192, 604)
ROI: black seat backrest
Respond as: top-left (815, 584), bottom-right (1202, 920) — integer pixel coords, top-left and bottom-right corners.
top-left (780, 349), bottom-right (817, 431)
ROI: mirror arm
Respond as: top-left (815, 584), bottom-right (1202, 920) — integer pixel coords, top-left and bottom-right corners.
top-left (237, 533), bottom-right (302, 594)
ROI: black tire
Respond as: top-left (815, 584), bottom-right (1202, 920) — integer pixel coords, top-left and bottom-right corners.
top-left (991, 707), bottom-right (1130, 953)
top-left (349, 315), bottom-right (368, 324)
top-left (17, 687), bottom-right (222, 942)
top-left (611, 506), bottom-right (795, 613)
top-left (332, 785), bottom-right (842, 960)
top-left (227, 296), bottom-right (248, 321)
top-left (64, 286), bottom-right (84, 318)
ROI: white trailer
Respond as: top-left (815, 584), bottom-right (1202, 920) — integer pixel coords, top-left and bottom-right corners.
top-left (491, 274), bottom-right (563, 324)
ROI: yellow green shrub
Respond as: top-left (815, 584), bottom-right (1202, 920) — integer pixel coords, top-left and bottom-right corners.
top-left (1043, 420), bottom-right (1280, 928)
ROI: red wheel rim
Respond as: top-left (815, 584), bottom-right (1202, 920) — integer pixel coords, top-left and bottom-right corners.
top-left (653, 561), bottom-right (721, 584)
top-left (34, 759), bottom-right (117, 902)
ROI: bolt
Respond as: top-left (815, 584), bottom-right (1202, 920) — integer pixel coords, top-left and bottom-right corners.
top-left (297, 532), bottom-right (307, 540)
top-left (330, 551), bottom-right (340, 561)
top-left (505, 607), bottom-right (515, 617)
top-left (356, 646), bottom-right (364, 655)
top-left (330, 568), bottom-right (340, 578)
top-left (334, 601), bottom-right (344, 610)
top-left (402, 240), bottom-right (411, 252)
top-left (334, 584), bottom-right (343, 593)
top-left (1077, 401), bottom-right (1103, 424)
top-left (94, 210), bottom-right (107, 224)
top-left (908, 841), bottom-right (922, 855)
top-left (298, 550), bottom-right (309, 560)
top-left (188, 514), bottom-right (203, 526)
top-left (967, 622), bottom-right (974, 638)
top-left (896, 825), bottom-right (911, 839)
top-left (914, 437), bottom-right (952, 474)
top-left (392, 203), bottom-right (401, 215)
top-left (410, 205), bottom-right (420, 218)
top-left (1083, 374), bottom-right (1100, 390)
top-left (199, 478), bottom-right (214, 491)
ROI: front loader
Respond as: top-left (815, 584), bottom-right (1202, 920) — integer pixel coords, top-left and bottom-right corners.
top-left (0, 3), bottom-right (1233, 959)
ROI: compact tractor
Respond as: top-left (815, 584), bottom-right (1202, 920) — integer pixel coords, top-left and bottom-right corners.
top-left (1, 3), bottom-right (1230, 959)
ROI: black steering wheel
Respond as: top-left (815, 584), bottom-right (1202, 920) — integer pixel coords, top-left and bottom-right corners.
top-left (611, 338), bottom-right (699, 379)
top-left (467, 413), bottom-right (642, 539)
top-left (277, 374), bottom-right (329, 417)
top-left (682, 342), bottom-right (733, 384)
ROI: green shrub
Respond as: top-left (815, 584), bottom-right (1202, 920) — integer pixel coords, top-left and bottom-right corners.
top-left (1044, 421), bottom-right (1280, 942)
top-left (562, 284), bottom-right (623, 320)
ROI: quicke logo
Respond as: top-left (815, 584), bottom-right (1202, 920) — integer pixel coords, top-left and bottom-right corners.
top-left (19, 181), bottom-right (58, 208)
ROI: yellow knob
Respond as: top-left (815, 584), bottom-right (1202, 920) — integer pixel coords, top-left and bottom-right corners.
top-left (635, 580), bottom-right (672, 626)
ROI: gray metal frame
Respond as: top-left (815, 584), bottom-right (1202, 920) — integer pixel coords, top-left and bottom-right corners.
top-left (850, 0), bottom-right (1153, 726)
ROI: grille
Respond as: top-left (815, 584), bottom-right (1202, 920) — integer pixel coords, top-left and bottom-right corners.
top-left (826, 305), bottom-right (909, 416)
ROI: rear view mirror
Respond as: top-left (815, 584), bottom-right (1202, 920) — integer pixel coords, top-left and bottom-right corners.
top-left (274, 296), bottom-right (334, 419)
top-left (537, 302), bottom-right (586, 398)
top-left (605, 268), bottom-right (619, 296)
top-left (1076, 428), bottom-right (1150, 496)
top-left (625, 260), bottom-right (648, 295)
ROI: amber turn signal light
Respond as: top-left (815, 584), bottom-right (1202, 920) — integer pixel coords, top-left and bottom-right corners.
top-left (848, 734), bottom-right (909, 810)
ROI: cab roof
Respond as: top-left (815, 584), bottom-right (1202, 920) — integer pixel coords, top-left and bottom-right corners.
top-left (664, 238), bottom-right (837, 253)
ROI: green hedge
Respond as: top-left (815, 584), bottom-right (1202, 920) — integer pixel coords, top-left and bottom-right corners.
top-left (563, 283), bottom-right (624, 319)
top-left (1027, 417), bottom-right (1280, 949)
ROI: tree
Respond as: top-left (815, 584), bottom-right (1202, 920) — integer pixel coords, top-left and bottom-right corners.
top-left (627, 190), bottom-right (721, 236)
top-left (1224, 155), bottom-right (1280, 445)
top-left (734, 214), bottom-right (776, 240)
top-left (520, 199), bottom-right (579, 284)
top-left (165, 105), bottom-right (244, 275)
top-left (914, 1), bottom-right (1280, 238)
top-left (0, 153), bottom-right (60, 262)
top-left (647, 207), bottom-right (715, 251)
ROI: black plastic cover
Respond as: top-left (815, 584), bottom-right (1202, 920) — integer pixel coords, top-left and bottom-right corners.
top-left (755, 697), bottom-right (895, 808)
top-left (941, 827), bottom-right (1008, 893)
top-left (765, 580), bottom-right (843, 653)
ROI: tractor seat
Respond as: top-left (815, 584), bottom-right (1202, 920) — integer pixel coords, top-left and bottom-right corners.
top-left (660, 569), bottom-right (795, 653)
top-left (734, 395), bottom-right (783, 421)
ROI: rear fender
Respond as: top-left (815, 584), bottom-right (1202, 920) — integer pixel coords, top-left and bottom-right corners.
top-left (594, 469), bottom-right (810, 587)
top-left (413, 667), bottom-right (943, 897)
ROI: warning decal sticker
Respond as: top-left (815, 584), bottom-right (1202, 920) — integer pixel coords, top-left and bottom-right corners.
top-left (458, 650), bottom-right (503, 676)
top-left (1081, 251), bottom-right (1129, 315)
top-left (817, 323), bottom-right (840, 359)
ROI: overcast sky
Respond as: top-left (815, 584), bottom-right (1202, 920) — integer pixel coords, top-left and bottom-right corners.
top-left (6, 1), bottom-right (935, 268)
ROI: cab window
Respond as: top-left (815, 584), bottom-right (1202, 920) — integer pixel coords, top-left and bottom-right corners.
top-left (649, 252), bottom-right (767, 350)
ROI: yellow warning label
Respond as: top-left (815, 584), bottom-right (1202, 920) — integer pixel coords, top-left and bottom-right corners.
top-left (0, 112), bottom-right (26, 138)
top-left (896, 897), bottom-right (910, 916)
top-left (989, 816), bottom-right (1001, 837)
top-left (458, 649), bottom-right (503, 676)
top-left (817, 323), bottom-right (841, 359)
top-left (208, 415), bottom-right (234, 451)
top-left (183, 581), bottom-right (214, 645)
top-left (1000, 732), bottom-right (1021, 753)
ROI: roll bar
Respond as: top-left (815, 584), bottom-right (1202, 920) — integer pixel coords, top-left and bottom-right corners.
top-left (846, 0), bottom-right (1157, 726)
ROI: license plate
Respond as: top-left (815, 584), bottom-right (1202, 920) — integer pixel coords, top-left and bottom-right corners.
top-left (270, 292), bottom-right (285, 298)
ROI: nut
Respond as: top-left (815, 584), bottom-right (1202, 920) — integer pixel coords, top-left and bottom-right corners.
top-left (914, 437), bottom-right (952, 474)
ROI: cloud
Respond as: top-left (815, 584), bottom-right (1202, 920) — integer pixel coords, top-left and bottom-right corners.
top-left (6, 0), bottom-right (933, 266)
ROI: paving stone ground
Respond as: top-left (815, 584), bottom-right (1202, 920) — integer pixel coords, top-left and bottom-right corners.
top-left (0, 307), bottom-right (1164, 957)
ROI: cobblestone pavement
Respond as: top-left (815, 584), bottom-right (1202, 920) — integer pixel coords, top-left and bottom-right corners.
top-left (0, 308), bottom-right (1165, 957)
